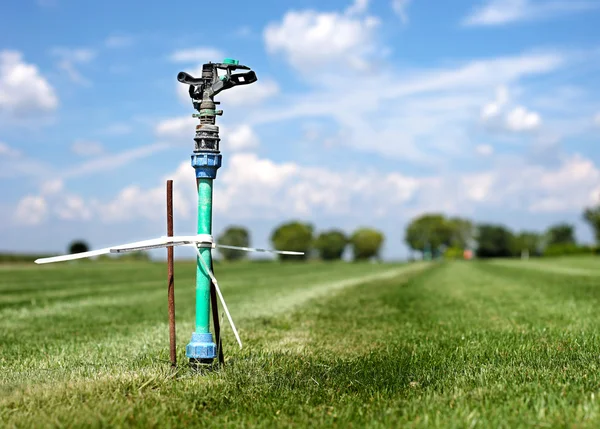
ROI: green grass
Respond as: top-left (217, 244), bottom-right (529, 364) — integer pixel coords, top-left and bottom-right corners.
top-left (1, 257), bottom-right (600, 427)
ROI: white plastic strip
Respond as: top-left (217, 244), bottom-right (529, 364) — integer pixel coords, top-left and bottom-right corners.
top-left (34, 233), bottom-right (303, 264)
top-left (35, 235), bottom-right (213, 264)
top-left (34, 247), bottom-right (114, 264)
top-left (215, 243), bottom-right (304, 256)
top-left (110, 237), bottom-right (173, 253)
top-left (194, 245), bottom-right (243, 349)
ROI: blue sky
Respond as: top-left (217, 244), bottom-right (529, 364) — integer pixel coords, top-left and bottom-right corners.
top-left (1, 0), bottom-right (599, 260)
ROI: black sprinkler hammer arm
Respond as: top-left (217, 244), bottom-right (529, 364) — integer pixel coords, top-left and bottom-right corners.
top-left (177, 59), bottom-right (257, 113)
top-left (177, 58), bottom-right (257, 152)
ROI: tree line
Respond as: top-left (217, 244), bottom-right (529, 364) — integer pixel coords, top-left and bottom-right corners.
top-left (52, 199), bottom-right (600, 263)
top-left (217, 222), bottom-right (384, 262)
top-left (404, 199), bottom-right (600, 259)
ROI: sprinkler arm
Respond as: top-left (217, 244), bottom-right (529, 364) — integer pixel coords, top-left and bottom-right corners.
top-left (177, 61), bottom-right (257, 99)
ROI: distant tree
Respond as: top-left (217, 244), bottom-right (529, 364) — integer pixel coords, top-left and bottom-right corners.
top-left (512, 231), bottom-right (543, 257)
top-left (475, 224), bottom-right (515, 258)
top-left (546, 223), bottom-right (576, 246)
top-left (583, 203), bottom-right (600, 246)
top-left (270, 221), bottom-right (313, 261)
top-left (315, 230), bottom-right (347, 261)
top-left (447, 217), bottom-right (475, 249)
top-left (544, 243), bottom-right (594, 257)
top-left (350, 228), bottom-right (384, 261)
top-left (405, 213), bottom-right (471, 258)
top-left (68, 240), bottom-right (89, 254)
top-left (405, 214), bottom-right (453, 255)
top-left (217, 226), bottom-right (250, 261)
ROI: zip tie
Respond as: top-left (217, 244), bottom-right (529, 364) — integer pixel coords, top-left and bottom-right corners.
top-left (194, 245), bottom-right (243, 349)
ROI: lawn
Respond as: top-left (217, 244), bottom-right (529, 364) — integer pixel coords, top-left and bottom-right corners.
top-left (1, 257), bottom-right (600, 428)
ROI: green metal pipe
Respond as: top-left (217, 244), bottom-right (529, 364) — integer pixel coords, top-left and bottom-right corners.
top-left (195, 178), bottom-right (213, 333)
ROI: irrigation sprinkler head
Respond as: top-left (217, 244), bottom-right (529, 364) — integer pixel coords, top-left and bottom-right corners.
top-left (178, 59), bottom-right (257, 154)
top-left (177, 59), bottom-right (257, 100)
top-left (178, 58), bottom-right (257, 182)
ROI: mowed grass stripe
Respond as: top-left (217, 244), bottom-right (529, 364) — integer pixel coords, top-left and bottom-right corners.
top-left (0, 262), bottom-right (430, 384)
top-left (234, 262), bottom-right (431, 319)
top-left (275, 261), bottom-right (600, 426)
top-left (3, 259), bottom-right (600, 428)
top-left (486, 258), bottom-right (600, 277)
top-left (0, 263), bottom-right (600, 428)
top-left (1, 262), bottom-right (432, 427)
top-left (0, 280), bottom-right (169, 310)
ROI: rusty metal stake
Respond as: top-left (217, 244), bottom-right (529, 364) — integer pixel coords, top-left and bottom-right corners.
top-left (167, 180), bottom-right (177, 368)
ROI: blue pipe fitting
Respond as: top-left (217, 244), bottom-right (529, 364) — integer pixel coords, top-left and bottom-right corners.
top-left (191, 152), bottom-right (222, 179)
top-left (186, 332), bottom-right (217, 360)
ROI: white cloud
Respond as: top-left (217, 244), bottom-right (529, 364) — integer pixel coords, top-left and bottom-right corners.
top-left (391, 0), bottom-right (413, 23)
top-left (592, 188), bottom-right (600, 205)
top-left (112, 153), bottom-right (600, 220)
top-left (105, 35), bottom-right (134, 48)
top-left (14, 195), bottom-right (47, 225)
top-left (71, 140), bottom-right (104, 156)
top-left (481, 86), bottom-right (509, 120)
top-left (50, 47), bottom-right (95, 63)
top-left (15, 149), bottom-right (600, 234)
top-left (40, 179), bottom-right (64, 195)
top-left (0, 154), bottom-right (48, 179)
top-left (462, 173), bottom-right (495, 202)
top-left (217, 79), bottom-right (280, 107)
top-left (155, 116), bottom-right (197, 141)
top-left (263, 5), bottom-right (381, 72)
top-left (15, 185), bottom-right (92, 225)
top-left (50, 47), bottom-right (96, 85)
top-left (103, 123), bottom-right (132, 135)
top-left (418, 154), bottom-right (600, 215)
top-left (480, 85), bottom-right (541, 133)
top-left (246, 51), bottom-right (563, 163)
top-left (235, 26), bottom-right (254, 38)
top-left (61, 142), bottom-right (170, 179)
top-left (346, 0), bottom-right (369, 15)
top-left (387, 53), bottom-right (563, 98)
top-left (95, 162), bottom-right (194, 223)
top-left (0, 142), bottom-right (167, 182)
top-left (226, 125), bottom-right (260, 151)
top-left (54, 195), bottom-right (92, 221)
top-left (0, 142), bottom-right (20, 157)
top-left (527, 154), bottom-right (600, 212)
top-left (463, 0), bottom-right (599, 26)
top-left (169, 47), bottom-right (224, 63)
top-left (155, 116), bottom-right (260, 151)
top-left (93, 152), bottom-right (420, 223)
top-left (475, 144), bottom-right (494, 156)
top-left (0, 50), bottom-right (58, 115)
top-left (505, 105), bottom-right (541, 131)
top-left (594, 113), bottom-right (600, 126)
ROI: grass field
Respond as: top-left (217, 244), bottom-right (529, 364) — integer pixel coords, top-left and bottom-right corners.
top-left (1, 257), bottom-right (600, 428)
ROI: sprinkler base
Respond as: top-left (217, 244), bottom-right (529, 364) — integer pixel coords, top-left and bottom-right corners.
top-left (189, 358), bottom-right (216, 366)
top-left (186, 332), bottom-right (217, 361)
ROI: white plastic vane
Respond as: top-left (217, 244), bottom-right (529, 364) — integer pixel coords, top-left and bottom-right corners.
top-left (34, 234), bottom-right (303, 264)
